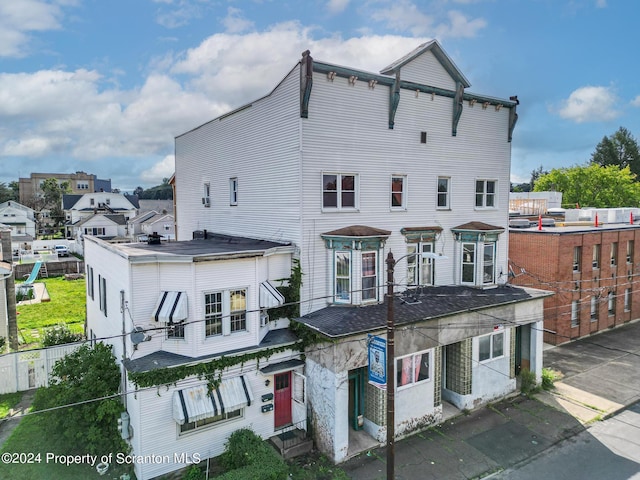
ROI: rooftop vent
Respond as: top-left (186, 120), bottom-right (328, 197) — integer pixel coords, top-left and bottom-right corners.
top-left (147, 232), bottom-right (162, 245)
top-left (509, 219), bottom-right (531, 229)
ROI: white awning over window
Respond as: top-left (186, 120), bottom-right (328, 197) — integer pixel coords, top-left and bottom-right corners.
top-left (172, 377), bottom-right (254, 425)
top-left (259, 281), bottom-right (285, 309)
top-left (153, 291), bottom-right (188, 323)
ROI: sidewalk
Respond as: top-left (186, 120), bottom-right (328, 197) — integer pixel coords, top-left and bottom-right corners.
top-left (342, 320), bottom-right (640, 480)
top-left (0, 390), bottom-right (36, 448)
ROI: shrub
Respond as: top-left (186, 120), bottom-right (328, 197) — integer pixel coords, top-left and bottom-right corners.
top-left (217, 428), bottom-right (288, 480)
top-left (42, 323), bottom-right (84, 347)
top-left (183, 465), bottom-right (205, 480)
top-left (541, 368), bottom-right (558, 391)
top-left (520, 369), bottom-right (538, 395)
top-left (0, 336), bottom-right (5, 353)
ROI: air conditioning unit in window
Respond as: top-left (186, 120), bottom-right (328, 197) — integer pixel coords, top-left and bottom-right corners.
top-left (260, 312), bottom-right (269, 327)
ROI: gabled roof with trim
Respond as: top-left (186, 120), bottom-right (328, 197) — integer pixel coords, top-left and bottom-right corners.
top-left (380, 39), bottom-right (471, 88)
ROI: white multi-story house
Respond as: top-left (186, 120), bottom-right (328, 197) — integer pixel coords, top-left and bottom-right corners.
top-left (84, 233), bottom-right (305, 480)
top-left (63, 192), bottom-right (139, 240)
top-left (172, 40), bottom-right (550, 463)
top-left (86, 40), bottom-right (550, 478)
top-left (0, 201), bottom-right (36, 239)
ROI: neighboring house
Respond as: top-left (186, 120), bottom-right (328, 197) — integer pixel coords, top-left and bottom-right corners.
top-left (128, 200), bottom-right (175, 241)
top-left (84, 233), bottom-right (304, 480)
top-left (172, 40), bottom-right (550, 463)
top-left (0, 201), bottom-right (36, 238)
top-left (71, 214), bottom-right (128, 241)
top-left (510, 207), bottom-right (640, 345)
top-left (18, 171), bottom-right (111, 205)
top-left (63, 192), bottom-right (139, 239)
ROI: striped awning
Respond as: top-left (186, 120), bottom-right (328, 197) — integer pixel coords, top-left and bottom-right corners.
top-left (153, 291), bottom-right (188, 323)
top-left (172, 377), bottom-right (254, 425)
top-left (259, 281), bottom-right (285, 309)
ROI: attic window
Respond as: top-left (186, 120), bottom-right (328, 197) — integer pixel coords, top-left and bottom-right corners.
top-left (420, 132), bottom-right (427, 144)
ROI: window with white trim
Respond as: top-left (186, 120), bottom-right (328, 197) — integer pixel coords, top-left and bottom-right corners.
top-left (608, 291), bottom-right (615, 315)
top-left (462, 243), bottom-right (476, 284)
top-left (571, 300), bottom-right (580, 327)
top-left (334, 251), bottom-right (351, 303)
top-left (391, 175), bottom-right (406, 210)
top-left (204, 292), bottom-right (222, 337)
top-left (478, 331), bottom-right (504, 362)
top-left (229, 177), bottom-right (238, 206)
top-left (483, 243), bottom-right (496, 284)
top-left (593, 244), bottom-right (600, 269)
top-left (590, 296), bottom-right (598, 321)
top-left (437, 177), bottom-right (450, 209)
top-left (611, 242), bottom-right (618, 266)
top-left (396, 350), bottom-right (430, 390)
top-left (180, 408), bottom-right (242, 434)
top-left (625, 288), bottom-right (631, 312)
top-left (475, 180), bottom-right (496, 208)
top-left (204, 289), bottom-right (247, 337)
top-left (322, 173), bottom-right (357, 210)
top-left (203, 182), bottom-right (211, 207)
top-left (361, 251), bottom-right (378, 301)
top-left (98, 275), bottom-right (107, 316)
top-left (573, 246), bottom-right (581, 272)
top-left (84, 227), bottom-right (105, 236)
top-left (86, 265), bottom-right (94, 300)
top-left (407, 243), bottom-right (433, 286)
top-left (627, 240), bottom-right (634, 264)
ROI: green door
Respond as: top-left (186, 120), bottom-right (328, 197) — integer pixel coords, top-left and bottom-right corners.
top-left (348, 368), bottom-right (366, 430)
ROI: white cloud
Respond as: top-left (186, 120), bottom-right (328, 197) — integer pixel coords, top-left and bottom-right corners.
top-left (631, 95), bottom-right (640, 107)
top-left (222, 7), bottom-right (254, 33)
top-left (327, 0), bottom-right (350, 14)
top-left (369, 0), bottom-right (486, 38)
top-left (556, 86), bottom-right (620, 123)
top-left (141, 155), bottom-right (175, 183)
top-left (596, 0), bottom-right (607, 8)
top-left (0, 0), bottom-right (73, 57)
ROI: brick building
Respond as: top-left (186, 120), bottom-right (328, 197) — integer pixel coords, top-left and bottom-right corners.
top-left (509, 213), bottom-right (640, 345)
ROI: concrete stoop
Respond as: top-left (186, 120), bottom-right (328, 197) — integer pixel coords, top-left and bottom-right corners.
top-left (269, 429), bottom-right (313, 459)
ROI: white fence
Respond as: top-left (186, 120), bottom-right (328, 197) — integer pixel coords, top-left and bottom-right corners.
top-left (0, 342), bottom-right (87, 394)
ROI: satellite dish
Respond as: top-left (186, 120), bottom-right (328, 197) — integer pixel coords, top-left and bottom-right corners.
top-left (130, 326), bottom-right (147, 345)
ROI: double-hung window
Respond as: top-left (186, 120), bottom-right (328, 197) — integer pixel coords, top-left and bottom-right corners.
top-left (593, 244), bottom-right (601, 269)
top-left (334, 251), bottom-right (351, 302)
top-left (462, 243), bottom-right (476, 284)
top-left (86, 265), bottom-right (94, 300)
top-left (478, 331), bottom-right (504, 362)
top-left (437, 177), bottom-right (450, 209)
top-left (590, 296), bottom-right (598, 321)
top-left (361, 252), bottom-right (378, 301)
top-left (571, 300), bottom-right (580, 327)
top-left (205, 292), bottom-right (223, 337)
top-left (407, 243), bottom-right (434, 286)
top-left (322, 174), bottom-right (357, 210)
top-left (608, 291), bottom-right (616, 315)
top-left (483, 243), bottom-right (496, 284)
top-left (229, 177), bottom-right (238, 206)
top-left (573, 246), bottom-right (581, 272)
top-left (475, 180), bottom-right (496, 208)
top-left (203, 182), bottom-right (211, 207)
top-left (391, 175), bottom-right (406, 210)
top-left (98, 274), bottom-right (107, 316)
top-left (625, 288), bottom-right (632, 312)
top-left (396, 351), bottom-right (430, 389)
top-left (203, 289), bottom-right (248, 337)
top-left (611, 242), bottom-right (618, 267)
top-left (627, 240), bottom-right (634, 264)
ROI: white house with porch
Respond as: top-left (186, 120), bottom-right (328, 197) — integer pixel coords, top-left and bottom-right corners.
top-left (84, 233), bottom-right (306, 480)
top-left (172, 39), bottom-right (550, 463)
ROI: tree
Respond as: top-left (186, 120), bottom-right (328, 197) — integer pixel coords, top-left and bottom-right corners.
top-left (534, 164), bottom-right (640, 208)
top-left (40, 178), bottom-right (70, 228)
top-left (591, 127), bottom-right (640, 177)
top-left (32, 343), bottom-right (128, 456)
top-left (530, 165), bottom-right (548, 191)
top-left (0, 182), bottom-right (17, 203)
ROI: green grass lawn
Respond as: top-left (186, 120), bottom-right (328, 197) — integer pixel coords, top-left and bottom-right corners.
top-left (0, 413), bottom-right (122, 480)
top-left (16, 276), bottom-right (86, 348)
top-left (0, 392), bottom-right (23, 419)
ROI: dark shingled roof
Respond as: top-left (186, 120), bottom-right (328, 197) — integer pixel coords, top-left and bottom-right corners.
top-left (453, 221), bottom-right (504, 231)
top-left (295, 285), bottom-right (550, 338)
top-left (322, 225), bottom-right (392, 237)
top-left (124, 328), bottom-right (299, 373)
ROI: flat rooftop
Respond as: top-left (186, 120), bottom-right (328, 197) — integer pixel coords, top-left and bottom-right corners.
top-left (510, 222), bottom-right (640, 235)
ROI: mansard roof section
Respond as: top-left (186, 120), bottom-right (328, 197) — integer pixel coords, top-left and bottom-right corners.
top-left (380, 39), bottom-right (471, 89)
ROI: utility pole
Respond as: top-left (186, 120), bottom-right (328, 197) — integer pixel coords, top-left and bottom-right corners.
top-left (386, 251), bottom-right (395, 480)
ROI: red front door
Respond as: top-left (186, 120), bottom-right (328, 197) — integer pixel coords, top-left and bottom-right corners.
top-left (274, 372), bottom-right (292, 428)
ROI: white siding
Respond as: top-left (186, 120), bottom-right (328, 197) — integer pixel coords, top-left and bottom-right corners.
top-left (175, 67), bottom-right (302, 244)
top-left (400, 50), bottom-right (458, 90)
top-left (299, 71), bottom-right (512, 313)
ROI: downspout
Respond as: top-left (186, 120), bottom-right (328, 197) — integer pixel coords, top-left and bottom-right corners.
top-left (120, 289), bottom-right (128, 410)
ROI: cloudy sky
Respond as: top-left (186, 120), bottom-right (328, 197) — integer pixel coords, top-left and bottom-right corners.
top-left (0, 0), bottom-right (638, 192)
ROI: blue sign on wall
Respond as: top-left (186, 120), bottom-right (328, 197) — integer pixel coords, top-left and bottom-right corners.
top-left (368, 335), bottom-right (386, 389)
